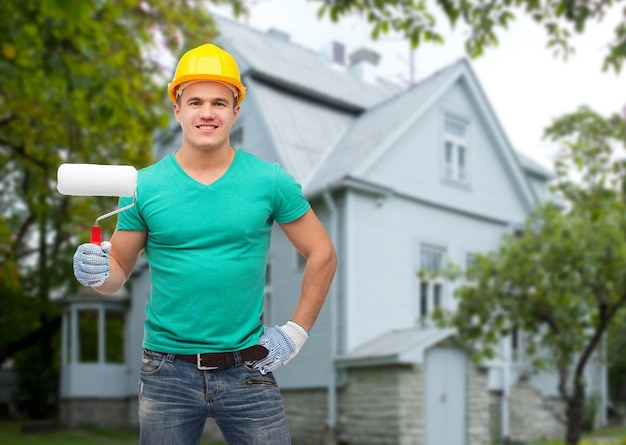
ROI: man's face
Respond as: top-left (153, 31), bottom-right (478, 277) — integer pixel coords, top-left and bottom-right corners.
top-left (174, 81), bottom-right (240, 153)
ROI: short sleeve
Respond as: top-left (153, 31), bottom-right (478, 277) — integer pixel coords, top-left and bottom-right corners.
top-left (272, 165), bottom-right (311, 224)
top-left (116, 195), bottom-right (147, 231)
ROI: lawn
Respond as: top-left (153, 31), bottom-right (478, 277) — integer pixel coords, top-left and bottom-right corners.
top-left (0, 420), bottom-right (225, 445)
top-left (2, 419), bottom-right (625, 445)
top-left (527, 426), bottom-right (626, 445)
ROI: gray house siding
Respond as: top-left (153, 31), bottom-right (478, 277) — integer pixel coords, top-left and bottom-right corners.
top-left (343, 189), bottom-right (511, 353)
top-left (270, 200), bottom-right (338, 390)
top-left (363, 84), bottom-right (530, 226)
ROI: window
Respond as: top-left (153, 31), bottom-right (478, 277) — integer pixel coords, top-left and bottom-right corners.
top-left (105, 309), bottom-right (125, 363)
top-left (78, 309), bottom-right (98, 363)
top-left (419, 244), bottom-right (446, 319)
top-left (464, 251), bottom-right (479, 282)
top-left (443, 116), bottom-right (469, 183)
top-left (511, 328), bottom-right (524, 362)
top-left (74, 307), bottom-right (125, 364)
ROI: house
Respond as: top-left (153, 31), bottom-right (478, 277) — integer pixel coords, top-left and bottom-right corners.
top-left (57, 16), bottom-right (607, 445)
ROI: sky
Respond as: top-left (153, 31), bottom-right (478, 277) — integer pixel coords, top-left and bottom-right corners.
top-left (210, 0), bottom-right (625, 169)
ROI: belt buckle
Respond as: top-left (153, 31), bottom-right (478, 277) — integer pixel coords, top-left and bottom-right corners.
top-left (196, 354), bottom-right (218, 371)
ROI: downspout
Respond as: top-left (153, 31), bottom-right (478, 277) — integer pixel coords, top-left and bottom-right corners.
top-left (322, 190), bottom-right (339, 437)
top-left (502, 337), bottom-right (512, 443)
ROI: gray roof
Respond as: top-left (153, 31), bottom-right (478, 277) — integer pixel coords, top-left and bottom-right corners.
top-left (515, 150), bottom-right (554, 179)
top-left (209, 16), bottom-right (552, 198)
top-left (304, 59), bottom-right (464, 196)
top-left (336, 326), bottom-right (457, 367)
top-left (215, 16), bottom-right (401, 111)
top-left (249, 78), bottom-right (355, 184)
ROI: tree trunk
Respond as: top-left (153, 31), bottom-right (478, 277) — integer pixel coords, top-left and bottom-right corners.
top-left (0, 316), bottom-right (61, 365)
top-left (564, 380), bottom-right (586, 445)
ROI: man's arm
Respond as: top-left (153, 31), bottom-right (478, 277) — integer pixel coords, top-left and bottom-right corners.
top-left (93, 229), bottom-right (147, 295)
top-left (247, 208), bottom-right (337, 374)
top-left (279, 208), bottom-right (337, 332)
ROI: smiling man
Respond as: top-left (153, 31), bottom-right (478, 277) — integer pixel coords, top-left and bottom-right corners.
top-left (71, 44), bottom-right (337, 445)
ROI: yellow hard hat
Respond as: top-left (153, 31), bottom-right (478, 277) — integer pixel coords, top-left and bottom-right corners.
top-left (167, 44), bottom-right (246, 105)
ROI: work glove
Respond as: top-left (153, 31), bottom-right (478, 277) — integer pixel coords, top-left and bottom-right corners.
top-left (73, 241), bottom-right (112, 287)
top-left (248, 321), bottom-right (309, 375)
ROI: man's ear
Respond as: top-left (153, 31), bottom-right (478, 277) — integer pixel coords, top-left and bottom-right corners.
top-left (173, 103), bottom-right (181, 123)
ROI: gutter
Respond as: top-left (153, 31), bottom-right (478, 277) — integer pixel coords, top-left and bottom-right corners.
top-left (322, 190), bottom-right (339, 432)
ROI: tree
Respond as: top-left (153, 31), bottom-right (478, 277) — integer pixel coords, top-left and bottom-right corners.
top-left (0, 0), bottom-right (244, 418)
top-left (314, 0), bottom-right (626, 73)
top-left (606, 309), bottom-right (626, 418)
top-left (433, 106), bottom-right (626, 445)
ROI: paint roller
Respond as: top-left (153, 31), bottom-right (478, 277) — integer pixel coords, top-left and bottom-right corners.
top-left (57, 163), bottom-right (138, 246)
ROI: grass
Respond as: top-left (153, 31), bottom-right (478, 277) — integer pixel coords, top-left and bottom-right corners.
top-left (587, 427), bottom-right (626, 438)
top-left (3, 420), bottom-right (625, 445)
top-left (0, 420), bottom-right (225, 445)
top-left (527, 426), bottom-right (626, 445)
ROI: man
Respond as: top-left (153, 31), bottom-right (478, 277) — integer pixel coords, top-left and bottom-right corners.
top-left (72, 43), bottom-right (337, 445)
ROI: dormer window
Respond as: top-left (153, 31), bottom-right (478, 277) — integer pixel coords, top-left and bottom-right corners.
top-left (443, 116), bottom-right (469, 184)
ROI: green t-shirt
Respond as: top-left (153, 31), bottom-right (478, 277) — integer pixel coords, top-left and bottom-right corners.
top-left (117, 150), bottom-right (310, 354)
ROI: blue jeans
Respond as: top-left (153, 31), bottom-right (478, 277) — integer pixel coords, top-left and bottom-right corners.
top-left (138, 349), bottom-right (291, 445)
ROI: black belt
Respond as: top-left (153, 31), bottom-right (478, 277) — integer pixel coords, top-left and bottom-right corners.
top-left (175, 345), bottom-right (268, 370)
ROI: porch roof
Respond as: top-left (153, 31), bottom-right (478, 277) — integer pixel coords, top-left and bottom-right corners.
top-left (336, 326), bottom-right (459, 368)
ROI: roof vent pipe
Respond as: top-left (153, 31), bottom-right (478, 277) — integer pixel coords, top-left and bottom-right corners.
top-left (321, 41), bottom-right (346, 67)
top-left (349, 47), bottom-right (381, 84)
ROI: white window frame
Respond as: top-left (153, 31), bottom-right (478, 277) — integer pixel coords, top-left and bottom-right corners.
top-left (442, 115), bottom-right (470, 184)
top-left (418, 244), bottom-right (447, 320)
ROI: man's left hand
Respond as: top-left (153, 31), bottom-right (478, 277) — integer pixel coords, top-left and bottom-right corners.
top-left (247, 321), bottom-right (308, 375)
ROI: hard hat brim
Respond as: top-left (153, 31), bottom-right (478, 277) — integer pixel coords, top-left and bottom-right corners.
top-left (168, 74), bottom-right (246, 105)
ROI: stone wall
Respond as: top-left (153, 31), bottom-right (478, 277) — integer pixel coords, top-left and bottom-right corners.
top-left (271, 378), bottom-right (468, 445)
top-left (337, 365), bottom-right (423, 445)
top-left (59, 397), bottom-right (133, 429)
top-left (509, 382), bottom-right (565, 442)
top-left (467, 365), bottom-right (491, 445)
top-left (282, 388), bottom-right (331, 445)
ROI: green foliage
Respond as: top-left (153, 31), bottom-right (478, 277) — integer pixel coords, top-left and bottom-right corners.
top-left (12, 342), bottom-right (60, 420)
top-left (314, 0), bottom-right (626, 72)
top-left (532, 440), bottom-right (626, 445)
top-left (582, 395), bottom-right (599, 433)
top-left (0, 0), bottom-right (246, 418)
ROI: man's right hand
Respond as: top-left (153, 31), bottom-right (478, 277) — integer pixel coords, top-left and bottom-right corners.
top-left (73, 241), bottom-right (112, 287)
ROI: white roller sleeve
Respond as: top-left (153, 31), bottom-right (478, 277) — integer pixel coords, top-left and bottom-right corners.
top-left (57, 163), bottom-right (137, 197)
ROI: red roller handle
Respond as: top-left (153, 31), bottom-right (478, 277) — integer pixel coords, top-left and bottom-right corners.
top-left (91, 226), bottom-right (102, 246)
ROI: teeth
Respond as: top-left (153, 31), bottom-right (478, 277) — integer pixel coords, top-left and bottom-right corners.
top-left (198, 125), bottom-right (216, 129)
